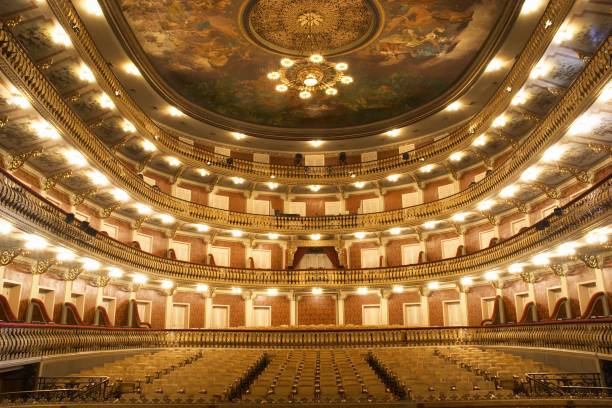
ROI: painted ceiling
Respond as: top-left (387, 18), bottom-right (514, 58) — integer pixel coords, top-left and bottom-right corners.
top-left (112, 0), bottom-right (514, 130)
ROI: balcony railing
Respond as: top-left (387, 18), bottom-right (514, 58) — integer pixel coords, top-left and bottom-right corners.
top-left (0, 320), bottom-right (610, 363)
top-left (0, 166), bottom-right (608, 287)
top-left (0, 25), bottom-right (609, 232)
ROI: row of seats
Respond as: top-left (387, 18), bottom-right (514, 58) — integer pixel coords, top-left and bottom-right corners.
top-left (246, 350), bottom-right (389, 403)
top-left (372, 347), bottom-right (501, 401)
top-left (435, 346), bottom-right (559, 390)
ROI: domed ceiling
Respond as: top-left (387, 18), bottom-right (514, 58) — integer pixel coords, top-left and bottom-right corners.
top-left (108, 0), bottom-right (516, 133)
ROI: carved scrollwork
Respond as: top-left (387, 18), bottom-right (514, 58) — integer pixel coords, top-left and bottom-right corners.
top-left (31, 258), bottom-right (60, 275)
top-left (71, 189), bottom-right (98, 206)
top-left (8, 148), bottom-right (44, 172)
top-left (60, 266), bottom-right (83, 281)
top-left (576, 253), bottom-right (602, 269)
top-left (520, 271), bottom-right (537, 284)
top-left (91, 275), bottom-right (111, 288)
top-left (504, 198), bottom-right (529, 214)
top-left (43, 170), bottom-right (73, 191)
top-left (0, 248), bottom-right (26, 266)
top-left (549, 264), bottom-right (567, 277)
top-left (133, 215), bottom-right (151, 230)
top-left (586, 143), bottom-right (612, 155)
top-left (527, 182), bottom-right (561, 199)
top-left (99, 204), bottom-right (121, 219)
top-left (556, 165), bottom-right (592, 184)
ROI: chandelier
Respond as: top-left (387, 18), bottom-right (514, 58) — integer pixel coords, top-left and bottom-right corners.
top-left (267, 54), bottom-right (353, 99)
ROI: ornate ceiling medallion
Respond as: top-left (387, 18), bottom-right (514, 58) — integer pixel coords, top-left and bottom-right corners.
top-left (240, 0), bottom-right (383, 57)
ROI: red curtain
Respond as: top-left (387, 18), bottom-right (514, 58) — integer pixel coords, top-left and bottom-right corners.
top-left (292, 247), bottom-right (341, 269)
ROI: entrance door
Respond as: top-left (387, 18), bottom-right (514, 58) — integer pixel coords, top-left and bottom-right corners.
top-left (443, 301), bottom-right (462, 326)
top-left (172, 304), bottom-right (189, 329)
top-left (212, 305), bottom-right (229, 328)
top-left (362, 305), bottom-right (380, 325)
top-left (253, 306), bottom-right (271, 327)
top-left (404, 303), bottom-right (422, 326)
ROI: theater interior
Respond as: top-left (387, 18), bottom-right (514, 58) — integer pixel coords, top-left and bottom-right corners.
top-left (0, 0), bottom-right (610, 406)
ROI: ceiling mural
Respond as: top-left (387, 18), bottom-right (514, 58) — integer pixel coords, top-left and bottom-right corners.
top-left (114, 0), bottom-right (514, 129)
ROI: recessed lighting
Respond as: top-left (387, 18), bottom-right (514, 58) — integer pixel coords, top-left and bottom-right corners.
top-left (585, 228), bottom-right (609, 245)
top-left (554, 24), bottom-right (575, 44)
top-left (568, 114), bottom-right (600, 136)
top-left (63, 149), bottom-right (87, 167)
top-left (280, 58), bottom-right (294, 68)
top-left (98, 93), bottom-right (115, 109)
top-left (451, 213), bottom-right (469, 222)
top-left (196, 283), bottom-right (209, 292)
top-left (460, 276), bottom-right (473, 286)
top-left (485, 58), bottom-right (504, 72)
top-left (0, 220), bottom-right (12, 235)
top-left (232, 132), bottom-right (246, 140)
top-left (499, 185), bottom-right (518, 198)
top-left (30, 120), bottom-right (60, 139)
top-left (386, 174), bottom-right (400, 182)
top-left (427, 281), bottom-right (439, 290)
top-left (389, 227), bottom-right (401, 235)
top-left (107, 267), bottom-right (123, 278)
top-left (311, 287), bottom-right (323, 295)
top-left (392, 285), bottom-right (404, 293)
top-left (81, 258), bottom-right (101, 270)
top-left (420, 164), bottom-right (434, 173)
top-left (194, 224), bottom-right (209, 232)
top-left (83, 0), bottom-right (103, 16)
top-left (268, 233), bottom-right (279, 240)
top-left (299, 91), bottom-right (312, 99)
top-left (276, 84), bottom-right (288, 93)
top-left (309, 139), bottom-right (324, 147)
top-left (197, 168), bottom-right (210, 177)
top-left (132, 273), bottom-right (147, 284)
top-left (158, 214), bottom-right (175, 224)
top-left (267, 288), bottom-right (279, 296)
top-left (310, 234), bottom-right (321, 241)
top-left (167, 157), bottom-right (181, 167)
top-left (161, 280), bottom-right (174, 289)
top-left (449, 152), bottom-right (464, 162)
top-left (231, 230), bottom-right (243, 237)
top-left (309, 54), bottom-right (324, 63)
top-left (232, 177), bottom-right (245, 185)
top-left (477, 200), bottom-right (494, 211)
top-left (231, 287), bottom-right (242, 294)
top-left (55, 248), bottom-right (76, 261)
top-left (357, 287), bottom-right (368, 295)
top-left (508, 264), bottom-right (524, 274)
top-left (77, 63), bottom-right (95, 83)
top-left (87, 170), bottom-right (109, 186)
top-left (532, 253), bottom-right (550, 265)
top-left (335, 62), bottom-right (348, 71)
top-left (112, 188), bottom-right (129, 202)
top-left (7, 93), bottom-right (30, 109)
top-left (167, 106), bottom-right (183, 117)
top-left (142, 139), bottom-right (157, 152)
top-left (354, 232), bottom-right (366, 239)
top-left (325, 88), bottom-right (338, 96)
top-left (542, 145), bottom-right (567, 162)
top-left (124, 62), bottom-right (141, 76)
top-left (511, 89), bottom-right (529, 106)
top-left (556, 242), bottom-right (578, 256)
top-left (521, 0), bottom-right (543, 15)
top-left (520, 166), bottom-right (540, 182)
top-left (354, 181), bottom-right (366, 189)
top-left (267, 182), bottom-right (279, 190)
top-left (473, 134), bottom-right (487, 146)
top-left (267, 71), bottom-right (280, 80)
top-left (385, 129), bottom-right (400, 137)
top-left (122, 119), bottom-right (136, 133)
top-left (492, 114), bottom-right (507, 128)
top-left (422, 221), bottom-right (437, 229)
top-left (530, 61), bottom-right (552, 79)
top-left (50, 23), bottom-right (71, 47)
top-left (23, 234), bottom-right (48, 250)
top-left (340, 76), bottom-right (353, 84)
top-left (484, 271), bottom-right (499, 281)
top-left (135, 203), bottom-right (152, 215)
top-left (445, 101), bottom-right (462, 111)
top-left (309, 185), bottom-right (321, 192)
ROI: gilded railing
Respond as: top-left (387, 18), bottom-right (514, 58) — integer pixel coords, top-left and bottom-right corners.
top-left (0, 167), bottom-right (608, 288)
top-left (0, 30), bottom-right (610, 233)
top-left (0, 321), bottom-right (610, 362)
top-left (46, 0), bottom-right (573, 184)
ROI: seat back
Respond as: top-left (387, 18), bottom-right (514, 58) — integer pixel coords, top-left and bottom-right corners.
top-left (27, 298), bottom-right (53, 323)
top-left (62, 301), bottom-right (84, 325)
top-left (94, 305), bottom-right (113, 327)
top-left (580, 291), bottom-right (611, 319)
top-left (0, 294), bottom-right (17, 322)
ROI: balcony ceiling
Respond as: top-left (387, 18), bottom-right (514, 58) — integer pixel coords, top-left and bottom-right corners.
top-left (101, 0), bottom-right (518, 140)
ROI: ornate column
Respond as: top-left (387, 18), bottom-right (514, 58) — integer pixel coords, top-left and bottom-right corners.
top-left (91, 274), bottom-right (111, 325)
top-left (521, 271), bottom-right (539, 321)
top-left (418, 287), bottom-right (431, 326)
top-left (126, 282), bottom-right (142, 327)
top-left (492, 279), bottom-right (506, 324)
top-left (337, 292), bottom-right (347, 325)
top-left (457, 284), bottom-right (469, 326)
top-left (0, 265), bottom-right (5, 291)
top-left (203, 290), bottom-right (215, 329)
top-left (577, 255), bottom-right (608, 316)
top-left (59, 267), bottom-right (83, 324)
top-left (288, 292), bottom-right (297, 325)
top-left (551, 264), bottom-right (572, 319)
top-left (162, 287), bottom-right (175, 329)
top-left (243, 290), bottom-right (254, 327)
top-left (379, 289), bottom-right (391, 325)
